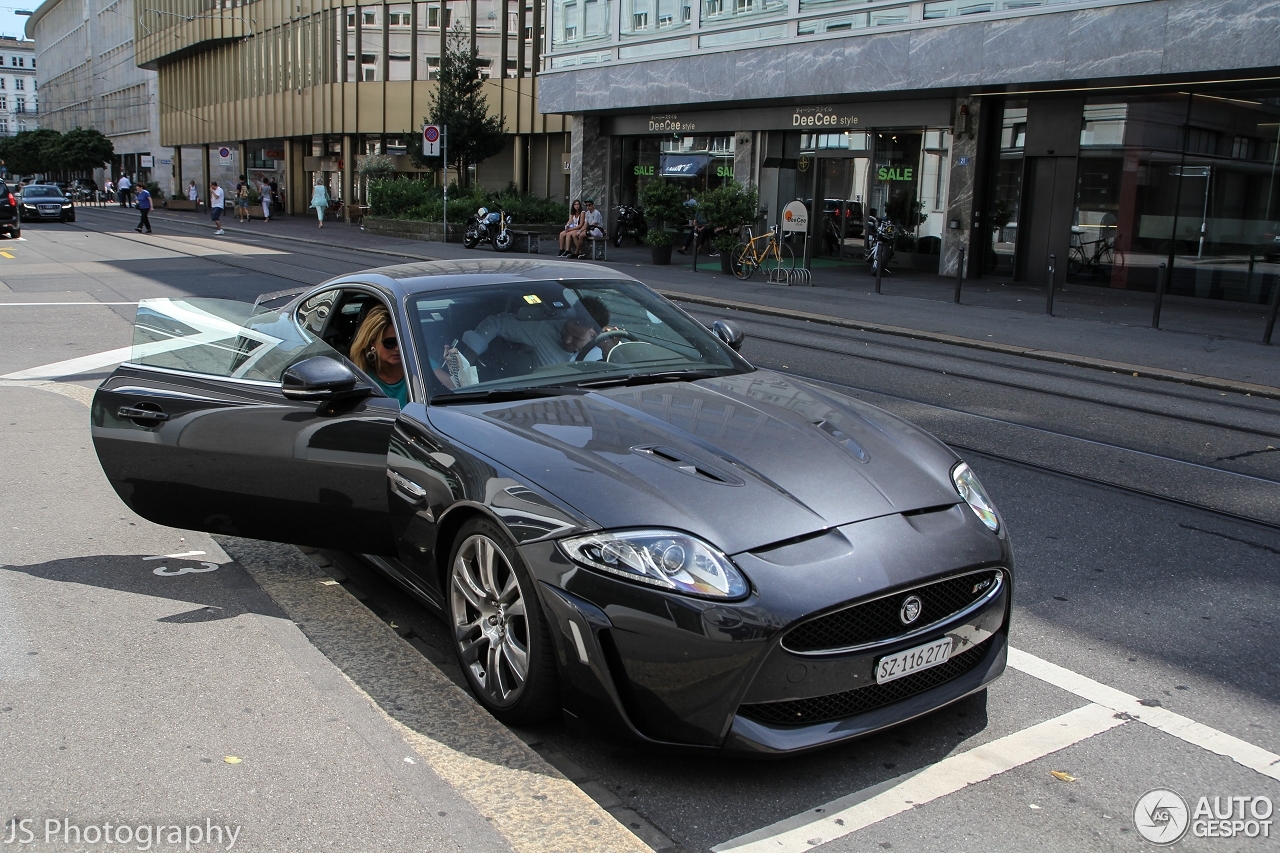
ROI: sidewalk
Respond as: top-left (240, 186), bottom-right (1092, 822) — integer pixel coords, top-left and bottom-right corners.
top-left (80, 205), bottom-right (1280, 395)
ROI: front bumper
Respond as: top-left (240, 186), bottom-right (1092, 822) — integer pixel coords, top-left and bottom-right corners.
top-left (524, 506), bottom-right (1013, 755)
top-left (21, 206), bottom-right (72, 220)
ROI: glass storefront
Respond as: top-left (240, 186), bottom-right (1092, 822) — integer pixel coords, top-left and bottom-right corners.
top-left (987, 89), bottom-right (1280, 304)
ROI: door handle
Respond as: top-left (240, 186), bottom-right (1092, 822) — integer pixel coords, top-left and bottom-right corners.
top-left (388, 470), bottom-right (427, 505)
top-left (117, 405), bottom-right (170, 423)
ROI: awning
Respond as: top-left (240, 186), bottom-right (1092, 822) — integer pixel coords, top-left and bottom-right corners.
top-left (659, 153), bottom-right (711, 178)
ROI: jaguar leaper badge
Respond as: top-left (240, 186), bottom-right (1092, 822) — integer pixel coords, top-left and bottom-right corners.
top-left (900, 595), bottom-right (922, 625)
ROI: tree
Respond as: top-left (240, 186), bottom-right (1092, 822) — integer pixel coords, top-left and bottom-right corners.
top-left (55, 128), bottom-right (115, 175)
top-left (695, 180), bottom-right (759, 253)
top-left (637, 179), bottom-right (685, 247)
top-left (415, 24), bottom-right (506, 187)
top-left (0, 129), bottom-right (62, 176)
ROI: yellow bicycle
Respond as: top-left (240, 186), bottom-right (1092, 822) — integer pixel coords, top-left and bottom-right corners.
top-left (731, 226), bottom-right (795, 281)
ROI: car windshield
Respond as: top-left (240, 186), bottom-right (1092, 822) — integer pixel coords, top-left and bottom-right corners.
top-left (23, 187), bottom-right (63, 199)
top-left (408, 279), bottom-right (751, 399)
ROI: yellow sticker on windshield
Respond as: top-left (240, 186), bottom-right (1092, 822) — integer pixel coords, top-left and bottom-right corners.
top-left (523, 294), bottom-right (542, 304)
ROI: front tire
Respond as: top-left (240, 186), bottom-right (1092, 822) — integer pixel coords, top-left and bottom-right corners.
top-left (494, 230), bottom-right (513, 252)
top-left (447, 517), bottom-right (559, 724)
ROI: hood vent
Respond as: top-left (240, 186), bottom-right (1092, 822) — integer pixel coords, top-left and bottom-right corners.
top-left (811, 419), bottom-right (870, 463)
top-left (632, 445), bottom-right (745, 486)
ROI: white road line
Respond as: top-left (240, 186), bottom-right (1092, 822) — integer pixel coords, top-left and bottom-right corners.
top-left (713, 703), bottom-right (1125, 853)
top-left (1, 345), bottom-right (133, 380)
top-left (1008, 648), bottom-right (1280, 782)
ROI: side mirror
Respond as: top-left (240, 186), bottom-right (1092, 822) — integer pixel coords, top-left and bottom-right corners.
top-left (282, 356), bottom-right (360, 401)
top-left (711, 319), bottom-right (745, 352)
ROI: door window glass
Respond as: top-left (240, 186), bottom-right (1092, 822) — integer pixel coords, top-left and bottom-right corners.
top-left (131, 298), bottom-right (344, 382)
top-left (297, 289), bottom-right (340, 335)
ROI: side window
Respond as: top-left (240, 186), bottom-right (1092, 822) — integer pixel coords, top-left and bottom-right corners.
top-left (296, 289), bottom-right (340, 336)
top-left (131, 297), bottom-right (344, 383)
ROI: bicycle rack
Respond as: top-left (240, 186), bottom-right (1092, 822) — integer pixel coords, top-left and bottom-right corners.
top-left (768, 266), bottom-right (812, 285)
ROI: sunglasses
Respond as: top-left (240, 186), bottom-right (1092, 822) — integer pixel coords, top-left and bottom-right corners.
top-left (380, 336), bottom-right (398, 350)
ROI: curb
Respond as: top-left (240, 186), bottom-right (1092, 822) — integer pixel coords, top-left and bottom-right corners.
top-left (661, 289), bottom-right (1280, 402)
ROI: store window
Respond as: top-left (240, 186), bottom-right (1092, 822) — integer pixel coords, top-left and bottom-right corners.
top-left (618, 134), bottom-right (734, 209)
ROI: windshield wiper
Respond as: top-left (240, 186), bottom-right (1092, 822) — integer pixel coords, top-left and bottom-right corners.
top-left (575, 370), bottom-right (723, 390)
top-left (431, 385), bottom-right (586, 405)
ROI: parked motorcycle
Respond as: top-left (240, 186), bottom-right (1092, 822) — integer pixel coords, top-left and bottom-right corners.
top-left (464, 207), bottom-right (514, 252)
top-left (612, 204), bottom-right (648, 247)
top-left (864, 213), bottom-right (896, 275)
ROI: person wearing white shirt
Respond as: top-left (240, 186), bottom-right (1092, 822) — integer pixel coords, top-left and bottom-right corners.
top-left (209, 182), bottom-right (226, 235)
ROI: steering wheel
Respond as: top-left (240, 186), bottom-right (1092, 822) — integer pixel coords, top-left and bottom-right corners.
top-left (574, 328), bottom-right (638, 361)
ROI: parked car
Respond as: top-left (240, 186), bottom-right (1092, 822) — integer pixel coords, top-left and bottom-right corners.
top-left (90, 260), bottom-right (1012, 755)
top-left (0, 182), bottom-right (19, 238)
top-left (18, 184), bottom-right (76, 222)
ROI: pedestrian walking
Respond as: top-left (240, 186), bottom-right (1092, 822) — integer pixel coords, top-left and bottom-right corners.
top-left (134, 185), bottom-right (153, 233)
top-left (117, 174), bottom-right (132, 208)
top-left (209, 181), bottom-right (226, 235)
top-left (310, 179), bottom-right (330, 228)
top-left (259, 176), bottom-right (272, 222)
top-left (235, 175), bottom-right (251, 223)
top-left (104, 179), bottom-right (115, 205)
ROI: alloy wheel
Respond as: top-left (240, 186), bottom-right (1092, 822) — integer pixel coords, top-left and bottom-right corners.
top-left (450, 533), bottom-right (530, 708)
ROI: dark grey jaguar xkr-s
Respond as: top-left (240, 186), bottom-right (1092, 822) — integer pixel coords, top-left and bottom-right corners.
top-left (91, 259), bottom-right (1011, 755)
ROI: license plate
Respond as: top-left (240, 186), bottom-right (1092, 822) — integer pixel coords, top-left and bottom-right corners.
top-left (875, 637), bottom-right (953, 685)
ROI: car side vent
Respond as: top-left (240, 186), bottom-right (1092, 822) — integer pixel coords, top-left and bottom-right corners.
top-left (811, 419), bottom-right (869, 462)
top-left (632, 445), bottom-right (745, 486)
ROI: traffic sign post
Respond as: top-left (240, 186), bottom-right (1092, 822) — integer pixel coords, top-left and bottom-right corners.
top-left (423, 124), bottom-right (447, 240)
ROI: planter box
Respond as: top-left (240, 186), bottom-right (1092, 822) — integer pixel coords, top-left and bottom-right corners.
top-left (363, 217), bottom-right (559, 250)
top-left (164, 199), bottom-right (201, 211)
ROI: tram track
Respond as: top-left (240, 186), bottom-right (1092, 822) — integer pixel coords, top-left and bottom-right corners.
top-left (680, 306), bottom-right (1280, 432)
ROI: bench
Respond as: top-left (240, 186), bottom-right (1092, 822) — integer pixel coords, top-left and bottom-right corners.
top-left (510, 231), bottom-right (541, 254)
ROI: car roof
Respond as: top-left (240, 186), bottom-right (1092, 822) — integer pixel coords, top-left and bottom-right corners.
top-left (328, 258), bottom-right (639, 296)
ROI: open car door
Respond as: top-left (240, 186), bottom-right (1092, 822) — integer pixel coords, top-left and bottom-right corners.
top-left (91, 297), bottom-right (399, 555)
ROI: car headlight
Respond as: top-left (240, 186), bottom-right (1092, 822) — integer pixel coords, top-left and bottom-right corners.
top-left (952, 462), bottom-right (1000, 532)
top-left (559, 529), bottom-right (749, 599)
top-left (61, 203), bottom-right (72, 208)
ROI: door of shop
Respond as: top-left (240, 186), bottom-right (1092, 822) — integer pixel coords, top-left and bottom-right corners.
top-left (810, 156), bottom-right (870, 261)
top-left (1017, 156), bottom-right (1075, 287)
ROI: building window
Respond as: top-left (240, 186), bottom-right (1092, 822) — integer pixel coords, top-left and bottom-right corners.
top-left (0, 119), bottom-right (7, 134)
top-left (0, 96), bottom-right (8, 110)
top-left (14, 79), bottom-right (22, 91)
top-left (16, 97), bottom-right (24, 113)
top-left (14, 57), bottom-right (21, 67)
top-left (0, 78), bottom-right (5, 89)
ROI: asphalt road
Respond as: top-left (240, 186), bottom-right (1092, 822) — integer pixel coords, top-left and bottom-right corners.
top-left (2, 215), bottom-right (1277, 853)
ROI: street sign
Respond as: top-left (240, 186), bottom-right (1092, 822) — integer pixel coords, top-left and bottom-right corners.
top-left (218, 146), bottom-right (232, 165)
top-left (423, 124), bottom-right (441, 157)
top-left (140, 155), bottom-right (153, 168)
top-left (781, 200), bottom-right (808, 233)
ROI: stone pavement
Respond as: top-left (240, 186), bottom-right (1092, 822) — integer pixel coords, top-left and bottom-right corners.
top-left (80, 205), bottom-right (1280, 393)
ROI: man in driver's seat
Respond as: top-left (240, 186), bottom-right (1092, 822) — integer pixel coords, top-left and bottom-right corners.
top-left (440, 295), bottom-right (614, 388)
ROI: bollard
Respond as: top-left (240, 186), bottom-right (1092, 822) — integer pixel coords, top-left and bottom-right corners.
top-left (874, 250), bottom-right (883, 294)
top-left (691, 228), bottom-right (699, 274)
top-left (1264, 272), bottom-right (1280, 345)
top-left (1045, 254), bottom-right (1056, 315)
top-left (954, 247), bottom-right (965, 304)
top-left (1152, 262), bottom-right (1168, 329)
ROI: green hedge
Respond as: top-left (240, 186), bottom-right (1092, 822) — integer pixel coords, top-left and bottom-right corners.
top-left (369, 178), bottom-right (568, 225)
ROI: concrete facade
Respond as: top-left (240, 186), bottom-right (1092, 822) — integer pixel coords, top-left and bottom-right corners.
top-left (26, 0), bottom-right (178, 195)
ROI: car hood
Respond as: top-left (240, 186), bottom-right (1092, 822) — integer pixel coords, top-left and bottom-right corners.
top-left (425, 371), bottom-right (962, 554)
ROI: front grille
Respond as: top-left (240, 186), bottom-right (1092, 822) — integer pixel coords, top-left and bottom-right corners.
top-left (782, 569), bottom-right (1002, 654)
top-left (739, 637), bottom-right (994, 727)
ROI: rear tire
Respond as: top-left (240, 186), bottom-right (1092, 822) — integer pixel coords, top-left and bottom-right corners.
top-left (463, 226), bottom-right (481, 249)
top-left (447, 517), bottom-right (559, 724)
top-left (732, 242), bottom-right (754, 280)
